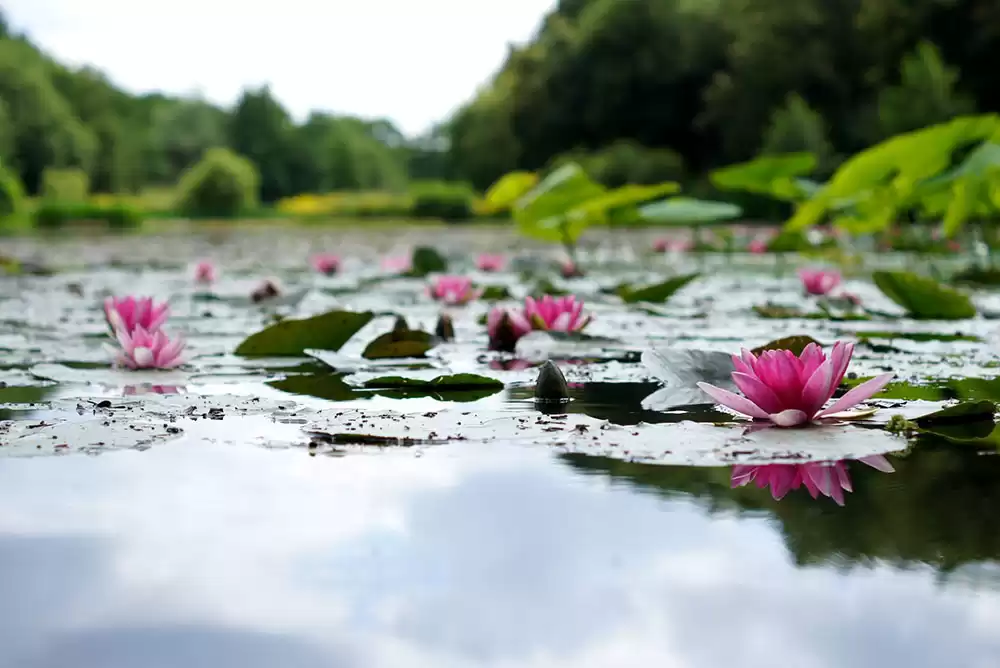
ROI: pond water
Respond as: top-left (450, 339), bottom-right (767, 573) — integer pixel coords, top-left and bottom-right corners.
top-left (1, 225), bottom-right (999, 668)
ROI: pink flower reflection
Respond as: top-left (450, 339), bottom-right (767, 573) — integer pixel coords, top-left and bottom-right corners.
top-left (731, 455), bottom-right (895, 506)
top-left (123, 384), bottom-right (184, 396)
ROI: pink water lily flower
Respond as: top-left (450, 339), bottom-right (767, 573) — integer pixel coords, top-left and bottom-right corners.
top-left (525, 295), bottom-right (592, 332)
top-left (697, 341), bottom-right (894, 427)
top-left (487, 307), bottom-right (534, 352)
top-left (560, 259), bottom-right (584, 278)
top-left (104, 296), bottom-right (170, 334)
top-left (311, 253), bottom-right (341, 275)
top-left (108, 325), bottom-right (185, 370)
top-left (476, 253), bottom-right (506, 272)
top-left (731, 455), bottom-right (895, 506)
top-left (382, 255), bottom-right (413, 274)
top-left (653, 238), bottom-right (690, 253)
top-left (748, 238), bottom-right (768, 254)
top-left (194, 260), bottom-right (216, 283)
top-left (429, 275), bottom-right (482, 305)
top-left (799, 268), bottom-right (841, 296)
top-left (487, 295), bottom-right (592, 351)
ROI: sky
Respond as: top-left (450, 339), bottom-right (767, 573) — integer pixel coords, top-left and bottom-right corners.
top-left (3, 0), bottom-right (557, 136)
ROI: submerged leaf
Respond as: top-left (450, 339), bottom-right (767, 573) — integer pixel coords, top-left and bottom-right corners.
top-left (873, 270), bottom-right (976, 320)
top-left (235, 309), bottom-right (374, 357)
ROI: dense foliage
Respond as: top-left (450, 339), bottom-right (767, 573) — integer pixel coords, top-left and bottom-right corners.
top-left (1, 1), bottom-right (998, 218)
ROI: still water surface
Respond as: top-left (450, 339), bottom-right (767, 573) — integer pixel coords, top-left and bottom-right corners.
top-left (1, 226), bottom-right (999, 667)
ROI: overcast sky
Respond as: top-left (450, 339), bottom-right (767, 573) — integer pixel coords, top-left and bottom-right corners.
top-left (3, 0), bottom-right (556, 135)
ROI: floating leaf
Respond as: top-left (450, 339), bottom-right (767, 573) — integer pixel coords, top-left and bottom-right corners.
top-left (268, 374), bottom-right (363, 401)
top-left (873, 270), bottom-right (976, 320)
top-left (409, 246), bottom-right (448, 277)
top-left (480, 285), bottom-right (512, 300)
top-left (362, 373), bottom-right (503, 390)
top-left (752, 335), bottom-right (822, 356)
top-left (640, 348), bottom-right (736, 410)
top-left (235, 309), bottom-right (374, 357)
top-left (362, 329), bottom-right (435, 359)
top-left (620, 273), bottom-right (699, 304)
top-left (913, 400), bottom-right (997, 426)
top-left (638, 198), bottom-right (742, 225)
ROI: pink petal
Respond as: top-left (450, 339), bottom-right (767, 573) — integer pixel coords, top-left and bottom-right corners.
top-left (731, 372), bottom-right (784, 414)
top-left (550, 312), bottom-right (572, 331)
top-left (696, 382), bottom-right (770, 419)
top-left (769, 409), bottom-right (809, 427)
top-left (824, 342), bottom-right (854, 402)
top-left (858, 454), bottom-right (895, 473)
top-left (816, 373), bottom-right (894, 417)
top-left (800, 359), bottom-right (834, 417)
top-left (133, 347), bottom-right (154, 368)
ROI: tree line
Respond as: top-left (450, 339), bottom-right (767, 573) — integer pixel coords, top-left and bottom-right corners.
top-left (1, 0), bottom-right (999, 203)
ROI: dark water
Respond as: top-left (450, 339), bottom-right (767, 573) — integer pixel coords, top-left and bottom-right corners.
top-left (1, 226), bottom-right (999, 667)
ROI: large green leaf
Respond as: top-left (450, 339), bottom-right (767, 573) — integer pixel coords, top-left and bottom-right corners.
top-left (711, 153), bottom-right (817, 201)
top-left (872, 271), bottom-right (976, 320)
top-left (234, 309), bottom-right (374, 357)
top-left (785, 114), bottom-right (1000, 231)
top-left (514, 163), bottom-right (606, 244)
top-left (620, 273), bottom-right (699, 303)
top-left (638, 197), bottom-right (742, 225)
top-left (483, 171), bottom-right (539, 212)
top-left (570, 183), bottom-right (680, 218)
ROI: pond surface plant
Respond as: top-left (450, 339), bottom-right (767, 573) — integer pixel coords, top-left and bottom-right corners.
top-left (1, 224), bottom-right (999, 667)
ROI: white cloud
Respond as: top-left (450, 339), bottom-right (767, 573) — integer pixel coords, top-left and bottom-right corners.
top-left (3, 0), bottom-right (557, 135)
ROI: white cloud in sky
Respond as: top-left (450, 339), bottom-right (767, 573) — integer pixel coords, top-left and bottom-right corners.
top-left (2, 0), bottom-right (557, 135)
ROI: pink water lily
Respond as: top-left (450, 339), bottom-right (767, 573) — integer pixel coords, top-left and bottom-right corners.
top-left (653, 237), bottom-right (690, 253)
top-left (104, 296), bottom-right (170, 334)
top-left (429, 275), bottom-right (482, 305)
top-left (731, 455), bottom-right (895, 506)
top-left (799, 268), bottom-right (841, 296)
top-left (194, 260), bottom-right (216, 283)
top-left (311, 253), bottom-right (341, 275)
top-left (476, 253), bottom-right (506, 272)
top-left (748, 238), bottom-right (768, 254)
top-left (560, 259), bottom-right (584, 278)
top-left (697, 341), bottom-right (894, 427)
top-left (108, 325), bottom-right (185, 370)
top-left (487, 295), bottom-right (592, 351)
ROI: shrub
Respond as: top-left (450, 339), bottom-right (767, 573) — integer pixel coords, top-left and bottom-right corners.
top-left (409, 181), bottom-right (474, 222)
top-left (550, 141), bottom-right (686, 188)
top-left (41, 168), bottom-right (90, 202)
top-left (175, 147), bottom-right (259, 218)
top-left (34, 202), bottom-right (143, 229)
top-left (0, 162), bottom-right (25, 224)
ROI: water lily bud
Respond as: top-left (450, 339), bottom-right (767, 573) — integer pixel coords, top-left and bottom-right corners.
top-left (535, 360), bottom-right (570, 403)
top-left (392, 315), bottom-right (410, 333)
top-left (435, 313), bottom-right (455, 341)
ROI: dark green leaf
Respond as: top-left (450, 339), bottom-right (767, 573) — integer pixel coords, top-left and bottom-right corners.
top-left (751, 335), bottom-right (822, 356)
top-left (268, 374), bottom-right (363, 401)
top-left (914, 400), bottom-right (997, 426)
top-left (409, 246), bottom-right (447, 277)
top-left (620, 273), bottom-right (699, 303)
top-left (873, 270), bottom-right (976, 320)
top-left (363, 373), bottom-right (504, 390)
top-left (235, 309), bottom-right (374, 357)
top-left (480, 285), bottom-right (512, 300)
top-left (362, 329), bottom-right (435, 359)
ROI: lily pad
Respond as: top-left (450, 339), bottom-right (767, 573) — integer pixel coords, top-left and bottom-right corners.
top-left (873, 270), bottom-right (976, 320)
top-left (362, 373), bottom-right (503, 390)
top-left (234, 309), bottom-right (375, 357)
top-left (752, 335), bottom-right (822, 356)
top-left (913, 400), bottom-right (997, 426)
top-left (620, 273), bottom-right (699, 304)
top-left (480, 285), bottom-right (512, 300)
top-left (362, 329), bottom-right (435, 360)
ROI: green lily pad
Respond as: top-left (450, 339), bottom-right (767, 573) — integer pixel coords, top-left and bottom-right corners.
top-left (751, 335), bottom-right (822, 356)
top-left (409, 246), bottom-right (447, 277)
top-left (362, 329), bottom-right (435, 359)
top-left (620, 273), bottom-right (699, 304)
top-left (480, 285), bottom-right (512, 300)
top-left (913, 400), bottom-right (997, 426)
top-left (952, 266), bottom-right (1000, 287)
top-left (268, 374), bottom-right (364, 401)
top-left (873, 270), bottom-right (976, 320)
top-left (234, 309), bottom-right (374, 357)
top-left (362, 373), bottom-right (503, 390)
top-left (856, 330), bottom-right (980, 343)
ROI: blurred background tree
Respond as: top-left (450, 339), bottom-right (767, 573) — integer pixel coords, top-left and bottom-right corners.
top-left (0, 0), bottom-right (996, 206)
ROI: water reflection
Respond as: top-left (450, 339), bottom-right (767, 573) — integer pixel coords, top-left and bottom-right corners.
top-left (731, 455), bottom-right (895, 506)
top-left (122, 384), bottom-right (185, 396)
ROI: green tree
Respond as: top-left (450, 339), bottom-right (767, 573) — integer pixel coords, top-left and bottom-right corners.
top-left (175, 147), bottom-right (259, 217)
top-left (760, 94), bottom-right (837, 177)
top-left (226, 86), bottom-right (295, 202)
